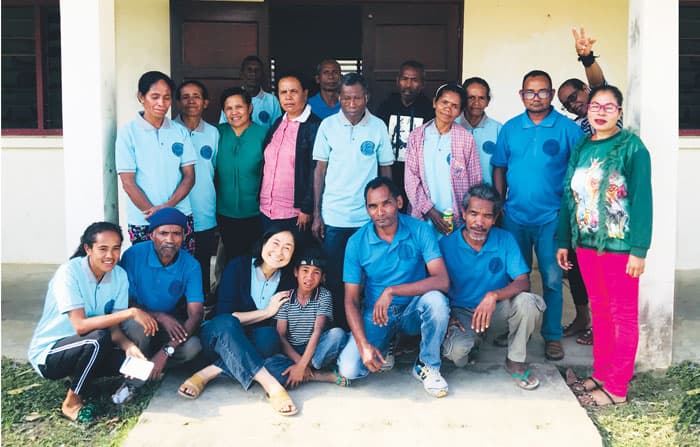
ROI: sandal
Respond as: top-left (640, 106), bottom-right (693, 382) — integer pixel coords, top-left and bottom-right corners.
top-left (504, 362), bottom-right (539, 390)
top-left (544, 340), bottom-right (565, 361)
top-left (334, 368), bottom-right (351, 387)
top-left (565, 368), bottom-right (603, 396)
top-left (576, 328), bottom-right (593, 345)
top-left (562, 320), bottom-right (589, 337)
top-left (178, 374), bottom-right (206, 399)
top-left (578, 387), bottom-right (627, 407)
top-left (267, 390), bottom-right (298, 416)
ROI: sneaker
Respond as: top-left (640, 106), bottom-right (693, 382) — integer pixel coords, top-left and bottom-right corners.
top-left (412, 359), bottom-right (448, 398)
top-left (380, 343), bottom-right (395, 372)
top-left (111, 382), bottom-right (135, 405)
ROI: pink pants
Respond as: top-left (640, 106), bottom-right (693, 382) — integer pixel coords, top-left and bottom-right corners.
top-left (576, 248), bottom-right (639, 397)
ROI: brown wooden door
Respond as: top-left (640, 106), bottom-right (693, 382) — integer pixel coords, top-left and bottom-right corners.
top-left (170, 0), bottom-right (269, 125)
top-left (361, 3), bottom-right (462, 110)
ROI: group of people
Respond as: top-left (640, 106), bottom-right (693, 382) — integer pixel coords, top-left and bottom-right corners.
top-left (28, 27), bottom-right (652, 422)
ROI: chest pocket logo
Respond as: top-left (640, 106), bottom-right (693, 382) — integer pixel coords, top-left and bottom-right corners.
top-left (446, 153), bottom-right (451, 165)
top-left (258, 110), bottom-right (270, 123)
top-left (488, 257), bottom-right (504, 274)
top-left (543, 139), bottom-right (560, 156)
top-left (172, 142), bottom-right (184, 156)
top-left (360, 141), bottom-right (376, 156)
top-left (168, 280), bottom-right (185, 298)
top-left (482, 140), bottom-right (496, 155)
top-left (200, 145), bottom-right (213, 160)
top-left (103, 299), bottom-right (115, 314)
top-left (398, 243), bottom-right (417, 260)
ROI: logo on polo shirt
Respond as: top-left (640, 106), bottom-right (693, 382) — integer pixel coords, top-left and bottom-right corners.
top-left (483, 141), bottom-right (496, 155)
top-left (488, 257), bottom-right (504, 274)
top-left (259, 110), bottom-right (270, 123)
top-left (172, 142), bottom-right (184, 156)
top-left (446, 153), bottom-right (451, 164)
top-left (399, 243), bottom-right (416, 260)
top-left (104, 299), bottom-right (115, 314)
top-left (200, 145), bottom-right (213, 160)
top-left (168, 280), bottom-right (185, 298)
top-left (360, 141), bottom-right (375, 156)
top-left (543, 139), bottom-right (560, 156)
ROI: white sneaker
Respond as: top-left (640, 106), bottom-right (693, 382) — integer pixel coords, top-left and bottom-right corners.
top-left (111, 382), bottom-right (135, 405)
top-left (380, 343), bottom-right (395, 372)
top-left (412, 360), bottom-right (448, 398)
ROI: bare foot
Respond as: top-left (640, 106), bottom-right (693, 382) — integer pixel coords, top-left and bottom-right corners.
top-left (61, 389), bottom-right (83, 421)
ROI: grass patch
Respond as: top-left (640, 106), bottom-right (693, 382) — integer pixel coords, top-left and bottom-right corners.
top-left (1, 357), bottom-right (160, 446)
top-left (571, 361), bottom-right (700, 447)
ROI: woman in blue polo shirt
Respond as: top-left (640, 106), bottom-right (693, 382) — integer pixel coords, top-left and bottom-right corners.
top-left (28, 222), bottom-right (158, 423)
top-left (178, 227), bottom-right (299, 416)
top-left (115, 71), bottom-right (198, 253)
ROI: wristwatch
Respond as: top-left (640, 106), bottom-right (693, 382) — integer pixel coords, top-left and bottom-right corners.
top-left (162, 345), bottom-right (175, 357)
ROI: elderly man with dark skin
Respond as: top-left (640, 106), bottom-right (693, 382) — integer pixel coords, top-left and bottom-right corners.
top-left (336, 177), bottom-right (451, 398)
top-left (440, 183), bottom-right (545, 390)
top-left (120, 207), bottom-right (204, 382)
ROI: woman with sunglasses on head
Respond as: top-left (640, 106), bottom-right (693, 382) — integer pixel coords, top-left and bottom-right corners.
top-left (405, 83), bottom-right (482, 239)
top-left (557, 85), bottom-right (652, 407)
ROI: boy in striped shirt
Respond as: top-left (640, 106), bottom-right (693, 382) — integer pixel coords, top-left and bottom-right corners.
top-left (264, 247), bottom-right (349, 387)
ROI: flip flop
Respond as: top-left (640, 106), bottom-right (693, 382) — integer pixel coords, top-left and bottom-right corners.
top-left (267, 390), bottom-right (298, 416)
top-left (576, 328), bottom-right (593, 345)
top-left (578, 387), bottom-right (627, 407)
top-left (178, 374), bottom-right (206, 399)
top-left (504, 363), bottom-right (539, 390)
top-left (334, 368), bottom-right (351, 387)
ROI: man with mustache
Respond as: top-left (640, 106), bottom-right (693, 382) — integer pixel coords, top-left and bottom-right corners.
top-left (120, 207), bottom-right (204, 381)
top-left (440, 184), bottom-right (544, 390)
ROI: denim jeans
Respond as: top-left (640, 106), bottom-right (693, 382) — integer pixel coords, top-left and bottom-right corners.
top-left (199, 314), bottom-right (279, 390)
top-left (501, 214), bottom-right (563, 341)
top-left (337, 290), bottom-right (450, 380)
top-left (263, 327), bottom-right (348, 385)
top-left (322, 225), bottom-right (359, 330)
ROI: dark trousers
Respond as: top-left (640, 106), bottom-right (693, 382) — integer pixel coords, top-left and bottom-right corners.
top-left (392, 161), bottom-right (408, 213)
top-left (322, 225), bottom-right (359, 330)
top-left (568, 249), bottom-right (589, 306)
top-left (39, 329), bottom-right (124, 395)
top-left (194, 227), bottom-right (218, 300)
top-left (217, 214), bottom-right (262, 263)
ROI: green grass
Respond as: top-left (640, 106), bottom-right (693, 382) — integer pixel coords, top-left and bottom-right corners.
top-left (574, 361), bottom-right (700, 447)
top-left (1, 357), bottom-right (160, 447)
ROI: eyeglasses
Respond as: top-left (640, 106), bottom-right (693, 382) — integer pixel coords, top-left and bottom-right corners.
top-left (587, 102), bottom-right (621, 113)
top-left (521, 89), bottom-right (552, 100)
top-left (561, 89), bottom-right (580, 111)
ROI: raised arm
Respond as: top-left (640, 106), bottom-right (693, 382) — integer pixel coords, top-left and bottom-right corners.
top-left (573, 27), bottom-right (605, 88)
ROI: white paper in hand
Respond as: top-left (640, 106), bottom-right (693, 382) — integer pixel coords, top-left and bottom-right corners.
top-left (119, 356), bottom-right (154, 381)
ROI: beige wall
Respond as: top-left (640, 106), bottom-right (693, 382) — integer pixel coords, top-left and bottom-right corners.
top-left (462, 0), bottom-right (629, 123)
top-left (1, 138), bottom-right (66, 263)
top-left (677, 139), bottom-right (700, 270)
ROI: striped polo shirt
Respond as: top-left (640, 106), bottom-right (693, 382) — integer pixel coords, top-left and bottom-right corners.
top-left (275, 286), bottom-right (333, 346)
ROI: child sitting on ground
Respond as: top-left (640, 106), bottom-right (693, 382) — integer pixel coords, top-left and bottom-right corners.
top-left (264, 246), bottom-right (349, 387)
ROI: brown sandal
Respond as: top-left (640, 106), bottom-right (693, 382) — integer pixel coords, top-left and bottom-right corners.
top-left (576, 328), bottom-right (593, 345)
top-left (268, 390), bottom-right (298, 416)
top-left (578, 387), bottom-right (627, 407)
top-left (178, 374), bottom-right (206, 399)
top-left (565, 368), bottom-right (603, 396)
top-left (544, 340), bottom-right (565, 361)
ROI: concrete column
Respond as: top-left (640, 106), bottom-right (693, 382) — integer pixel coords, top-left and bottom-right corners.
top-left (60, 0), bottom-right (117, 257)
top-left (627, 0), bottom-right (678, 369)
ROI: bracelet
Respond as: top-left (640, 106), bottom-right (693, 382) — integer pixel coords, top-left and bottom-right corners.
top-left (578, 51), bottom-right (596, 68)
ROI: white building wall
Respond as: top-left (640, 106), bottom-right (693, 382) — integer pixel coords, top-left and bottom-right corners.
top-left (677, 139), bottom-right (700, 270)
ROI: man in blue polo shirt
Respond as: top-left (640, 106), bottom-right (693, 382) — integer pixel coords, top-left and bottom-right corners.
top-left (175, 80), bottom-right (219, 305)
top-left (440, 184), bottom-right (545, 390)
top-left (312, 72), bottom-right (393, 330)
top-left (492, 70), bottom-right (583, 361)
top-left (336, 177), bottom-right (450, 397)
top-left (307, 59), bottom-right (341, 119)
top-left (120, 208), bottom-right (204, 380)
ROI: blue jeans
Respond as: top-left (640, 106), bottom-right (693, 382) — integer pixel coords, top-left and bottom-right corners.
top-left (263, 327), bottom-right (348, 385)
top-left (501, 214), bottom-right (563, 341)
top-left (200, 314), bottom-right (280, 390)
top-left (337, 290), bottom-right (450, 380)
top-left (322, 225), bottom-right (359, 330)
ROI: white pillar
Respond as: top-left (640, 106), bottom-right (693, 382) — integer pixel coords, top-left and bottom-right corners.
top-left (60, 0), bottom-right (117, 256)
top-left (627, 0), bottom-right (678, 369)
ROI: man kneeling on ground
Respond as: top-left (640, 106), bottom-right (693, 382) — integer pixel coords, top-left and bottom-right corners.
top-left (440, 183), bottom-right (545, 390)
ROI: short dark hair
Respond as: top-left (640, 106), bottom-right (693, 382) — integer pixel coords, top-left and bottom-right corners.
top-left (588, 84), bottom-right (623, 107)
top-left (462, 76), bottom-right (491, 101)
top-left (434, 83), bottom-right (467, 112)
top-left (137, 71), bottom-right (176, 96)
top-left (461, 183), bottom-right (503, 216)
top-left (176, 79), bottom-right (209, 101)
top-left (399, 60), bottom-right (425, 80)
top-left (522, 70), bottom-right (553, 90)
top-left (252, 226), bottom-right (296, 267)
top-left (364, 176), bottom-right (401, 202)
top-left (277, 70), bottom-right (310, 91)
top-left (71, 221), bottom-right (123, 259)
top-left (241, 55), bottom-right (265, 72)
top-left (219, 86), bottom-right (251, 112)
top-left (558, 78), bottom-right (586, 93)
top-left (316, 59), bottom-right (341, 75)
top-left (338, 72), bottom-right (368, 95)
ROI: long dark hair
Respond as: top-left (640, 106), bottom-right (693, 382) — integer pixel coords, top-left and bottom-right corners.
top-left (71, 222), bottom-right (123, 259)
